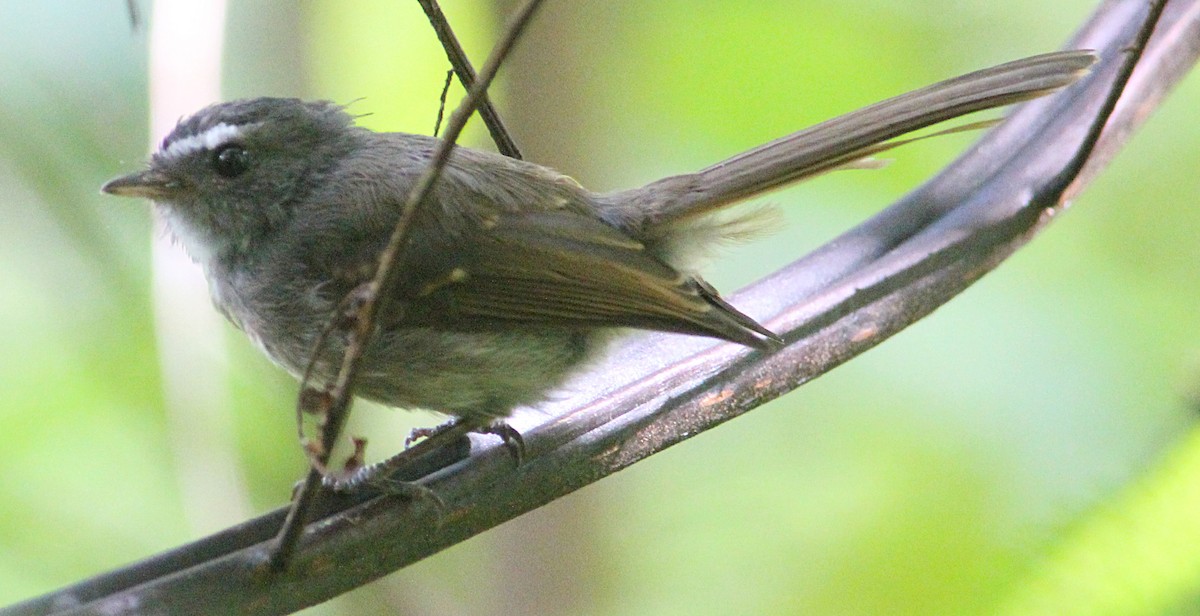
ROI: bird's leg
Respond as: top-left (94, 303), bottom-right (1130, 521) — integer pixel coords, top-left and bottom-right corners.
top-left (322, 419), bottom-right (475, 493)
top-left (323, 415), bottom-right (526, 495)
top-left (406, 417), bottom-right (525, 463)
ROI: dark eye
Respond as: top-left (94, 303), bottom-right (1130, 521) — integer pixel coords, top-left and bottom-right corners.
top-left (212, 144), bottom-right (250, 177)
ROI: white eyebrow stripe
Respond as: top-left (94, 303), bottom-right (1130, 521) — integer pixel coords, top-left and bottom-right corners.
top-left (161, 123), bottom-right (243, 159)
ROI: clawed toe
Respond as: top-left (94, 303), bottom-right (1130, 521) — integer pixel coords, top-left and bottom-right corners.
top-left (476, 421), bottom-right (526, 465)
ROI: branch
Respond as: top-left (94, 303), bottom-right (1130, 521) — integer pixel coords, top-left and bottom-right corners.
top-left (417, 0), bottom-right (524, 159)
top-left (6, 0), bottom-right (1195, 614)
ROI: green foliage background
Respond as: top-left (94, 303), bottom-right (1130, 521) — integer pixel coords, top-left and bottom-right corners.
top-left (1, 1), bottom-right (1197, 614)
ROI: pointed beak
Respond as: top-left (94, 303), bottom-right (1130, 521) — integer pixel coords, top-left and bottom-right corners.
top-left (101, 169), bottom-right (181, 200)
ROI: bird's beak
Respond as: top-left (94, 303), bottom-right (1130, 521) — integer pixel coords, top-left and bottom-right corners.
top-left (101, 169), bottom-right (181, 200)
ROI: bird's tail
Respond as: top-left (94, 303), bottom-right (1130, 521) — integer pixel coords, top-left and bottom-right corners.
top-left (604, 50), bottom-right (1096, 229)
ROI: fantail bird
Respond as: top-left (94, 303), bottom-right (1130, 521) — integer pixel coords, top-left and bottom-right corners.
top-left (102, 51), bottom-right (1095, 428)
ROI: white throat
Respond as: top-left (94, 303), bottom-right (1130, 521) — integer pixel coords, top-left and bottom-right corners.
top-left (159, 207), bottom-right (222, 266)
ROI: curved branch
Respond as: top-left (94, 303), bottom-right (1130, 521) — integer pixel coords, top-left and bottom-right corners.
top-left (6, 0), bottom-right (1195, 614)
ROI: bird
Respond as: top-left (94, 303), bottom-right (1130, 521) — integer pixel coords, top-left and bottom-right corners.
top-left (101, 51), bottom-right (1094, 436)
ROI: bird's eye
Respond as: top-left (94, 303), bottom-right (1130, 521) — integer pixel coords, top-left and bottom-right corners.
top-left (211, 144), bottom-right (250, 178)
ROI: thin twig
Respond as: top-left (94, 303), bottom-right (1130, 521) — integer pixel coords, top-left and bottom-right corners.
top-left (433, 68), bottom-right (453, 137)
top-left (268, 0), bottom-right (546, 571)
top-left (417, 0), bottom-right (524, 159)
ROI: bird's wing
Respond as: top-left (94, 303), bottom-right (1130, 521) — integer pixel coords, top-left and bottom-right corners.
top-left (402, 210), bottom-right (777, 348)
